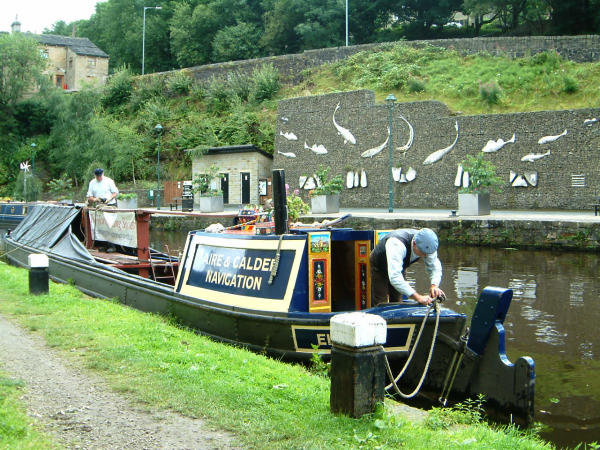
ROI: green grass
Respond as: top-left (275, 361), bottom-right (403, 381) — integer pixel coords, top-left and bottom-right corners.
top-left (0, 262), bottom-right (551, 449)
top-left (287, 44), bottom-right (600, 115)
top-left (0, 372), bottom-right (56, 449)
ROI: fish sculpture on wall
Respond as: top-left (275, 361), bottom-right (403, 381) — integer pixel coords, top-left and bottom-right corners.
top-left (303, 177), bottom-right (316, 189)
top-left (524, 171), bottom-right (538, 186)
top-left (521, 150), bottom-right (551, 162)
top-left (277, 151), bottom-right (296, 158)
top-left (462, 171), bottom-right (470, 188)
top-left (538, 129), bottom-right (567, 144)
top-left (392, 167), bottom-right (401, 182)
top-left (299, 176), bottom-right (307, 189)
top-left (481, 133), bottom-right (516, 153)
top-left (512, 175), bottom-right (528, 187)
top-left (423, 121), bottom-right (459, 165)
top-left (304, 141), bottom-right (328, 154)
top-left (280, 131), bottom-right (298, 141)
top-left (396, 115), bottom-right (414, 156)
top-left (354, 171), bottom-right (360, 187)
top-left (360, 169), bottom-right (367, 187)
top-left (361, 128), bottom-right (390, 158)
top-left (454, 165), bottom-right (464, 187)
top-left (333, 103), bottom-right (357, 145)
top-left (584, 118), bottom-right (598, 126)
top-left (405, 167), bottom-right (417, 182)
top-left (346, 171), bottom-right (354, 189)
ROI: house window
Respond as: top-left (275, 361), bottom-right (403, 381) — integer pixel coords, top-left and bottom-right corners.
top-left (40, 49), bottom-right (49, 59)
top-left (87, 58), bottom-right (96, 67)
top-left (69, 58), bottom-right (73, 68)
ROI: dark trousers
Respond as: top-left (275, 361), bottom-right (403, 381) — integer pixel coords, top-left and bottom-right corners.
top-left (370, 253), bottom-right (402, 306)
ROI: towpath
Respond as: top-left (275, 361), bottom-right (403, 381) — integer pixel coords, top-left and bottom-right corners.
top-left (0, 314), bottom-right (236, 449)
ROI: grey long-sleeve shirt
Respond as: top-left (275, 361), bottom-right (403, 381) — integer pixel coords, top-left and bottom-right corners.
top-left (385, 236), bottom-right (442, 297)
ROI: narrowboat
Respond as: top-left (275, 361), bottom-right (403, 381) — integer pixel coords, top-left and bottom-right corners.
top-left (0, 202), bottom-right (33, 230)
top-left (2, 192), bottom-right (535, 424)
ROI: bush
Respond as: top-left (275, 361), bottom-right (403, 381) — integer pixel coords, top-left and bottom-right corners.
top-left (102, 66), bottom-right (133, 110)
top-left (47, 174), bottom-right (74, 199)
top-left (228, 72), bottom-right (253, 102)
top-left (460, 154), bottom-right (502, 194)
top-left (166, 71), bottom-right (193, 97)
top-left (407, 78), bottom-right (426, 93)
top-left (479, 80), bottom-right (502, 105)
top-left (312, 166), bottom-right (344, 196)
top-left (562, 76), bottom-right (579, 94)
top-left (287, 190), bottom-right (309, 222)
top-left (251, 64), bottom-right (280, 103)
top-left (13, 172), bottom-right (42, 202)
top-left (205, 77), bottom-right (234, 113)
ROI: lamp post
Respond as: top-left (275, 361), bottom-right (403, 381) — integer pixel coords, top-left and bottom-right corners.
top-left (345, 0), bottom-right (348, 46)
top-left (155, 123), bottom-right (163, 210)
top-left (386, 94), bottom-right (396, 213)
top-left (30, 142), bottom-right (36, 177)
top-left (142, 6), bottom-right (161, 75)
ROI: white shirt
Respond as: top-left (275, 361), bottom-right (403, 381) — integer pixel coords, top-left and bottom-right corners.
top-left (87, 176), bottom-right (118, 205)
top-left (385, 237), bottom-right (442, 297)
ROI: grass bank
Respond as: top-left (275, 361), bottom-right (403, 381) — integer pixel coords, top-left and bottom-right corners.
top-left (0, 371), bottom-right (55, 448)
top-left (0, 262), bottom-right (550, 449)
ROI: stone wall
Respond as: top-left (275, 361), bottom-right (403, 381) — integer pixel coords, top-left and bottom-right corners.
top-left (275, 90), bottom-right (600, 210)
top-left (180, 35), bottom-right (600, 84)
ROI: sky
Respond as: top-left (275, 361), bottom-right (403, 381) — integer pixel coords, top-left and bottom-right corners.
top-left (2, 0), bottom-right (104, 34)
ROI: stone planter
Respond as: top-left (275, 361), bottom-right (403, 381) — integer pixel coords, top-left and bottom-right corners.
top-left (198, 195), bottom-right (224, 213)
top-left (118, 197), bottom-right (138, 209)
top-left (311, 194), bottom-right (340, 214)
top-left (458, 193), bottom-right (490, 216)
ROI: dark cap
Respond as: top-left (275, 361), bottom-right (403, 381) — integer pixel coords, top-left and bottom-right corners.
top-left (94, 168), bottom-right (104, 176)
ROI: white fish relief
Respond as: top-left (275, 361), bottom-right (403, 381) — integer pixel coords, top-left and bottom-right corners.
top-left (396, 115), bottom-right (414, 155)
top-left (354, 171), bottom-right (360, 187)
top-left (303, 177), bottom-right (316, 190)
top-left (361, 128), bottom-right (390, 158)
top-left (333, 103), bottom-right (357, 145)
top-left (481, 133), bottom-right (516, 153)
top-left (346, 171), bottom-right (354, 189)
top-left (462, 171), bottom-right (470, 188)
top-left (538, 129), bottom-right (567, 144)
top-left (405, 167), bottom-right (416, 182)
top-left (524, 171), bottom-right (538, 186)
top-left (277, 151), bottom-right (296, 158)
top-left (280, 117), bottom-right (289, 123)
top-left (314, 174), bottom-right (322, 188)
top-left (512, 175), bottom-right (528, 187)
top-left (509, 171), bottom-right (517, 183)
top-left (454, 165), bottom-right (463, 187)
top-left (360, 170), bottom-right (367, 187)
top-left (521, 150), bottom-right (551, 162)
top-left (392, 167), bottom-right (401, 182)
top-left (299, 176), bottom-right (307, 189)
top-left (280, 131), bottom-right (298, 141)
top-left (423, 121), bottom-right (459, 165)
top-left (400, 173), bottom-right (408, 183)
top-left (584, 118), bottom-right (598, 126)
top-left (304, 141), bottom-right (328, 154)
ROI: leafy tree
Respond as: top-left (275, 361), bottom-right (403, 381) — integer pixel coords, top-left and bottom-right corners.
top-left (0, 33), bottom-right (46, 108)
top-left (212, 22), bottom-right (262, 62)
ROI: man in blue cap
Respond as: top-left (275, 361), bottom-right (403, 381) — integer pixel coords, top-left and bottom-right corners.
top-left (87, 168), bottom-right (118, 206)
top-left (370, 228), bottom-right (445, 306)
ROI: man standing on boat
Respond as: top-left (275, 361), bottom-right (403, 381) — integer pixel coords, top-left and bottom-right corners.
top-left (370, 228), bottom-right (445, 306)
top-left (87, 168), bottom-right (118, 207)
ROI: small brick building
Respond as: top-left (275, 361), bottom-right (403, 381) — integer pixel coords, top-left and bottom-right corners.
top-left (191, 145), bottom-right (273, 206)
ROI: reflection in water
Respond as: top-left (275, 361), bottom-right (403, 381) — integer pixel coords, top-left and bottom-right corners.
top-left (151, 229), bottom-right (598, 448)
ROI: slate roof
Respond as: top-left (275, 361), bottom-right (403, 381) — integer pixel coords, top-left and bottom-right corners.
top-left (33, 34), bottom-right (108, 58)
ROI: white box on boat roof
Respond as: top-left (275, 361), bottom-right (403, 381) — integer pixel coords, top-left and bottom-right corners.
top-left (330, 312), bottom-right (387, 348)
top-left (28, 254), bottom-right (49, 268)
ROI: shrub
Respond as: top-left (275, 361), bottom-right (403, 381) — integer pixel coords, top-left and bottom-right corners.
top-left (193, 164), bottom-right (221, 196)
top-left (562, 76), bottom-right (579, 94)
top-left (13, 172), bottom-right (42, 202)
top-left (251, 64), bottom-right (280, 103)
top-left (407, 78), bottom-right (426, 93)
top-left (228, 72), bottom-right (252, 102)
top-left (205, 77), bottom-right (234, 113)
top-left (460, 154), bottom-right (502, 194)
top-left (312, 166), bottom-right (344, 196)
top-left (117, 192), bottom-right (138, 200)
top-left (479, 80), bottom-right (502, 105)
top-left (287, 190), bottom-right (309, 222)
top-left (102, 66), bottom-right (133, 109)
top-left (166, 71), bottom-right (193, 97)
top-left (47, 174), bottom-right (74, 198)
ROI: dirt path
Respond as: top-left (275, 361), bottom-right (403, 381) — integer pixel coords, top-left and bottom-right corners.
top-left (0, 314), bottom-right (236, 449)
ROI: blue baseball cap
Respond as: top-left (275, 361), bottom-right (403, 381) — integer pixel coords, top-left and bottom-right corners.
top-left (414, 228), bottom-right (438, 254)
top-left (94, 168), bottom-right (104, 176)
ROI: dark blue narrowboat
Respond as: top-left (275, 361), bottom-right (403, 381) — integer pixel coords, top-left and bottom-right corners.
top-left (0, 202), bottom-right (32, 230)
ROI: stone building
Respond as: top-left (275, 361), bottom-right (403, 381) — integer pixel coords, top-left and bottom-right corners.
top-left (191, 145), bottom-right (273, 206)
top-left (10, 19), bottom-right (109, 92)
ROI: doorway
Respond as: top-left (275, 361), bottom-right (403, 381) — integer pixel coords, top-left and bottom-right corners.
top-left (220, 173), bottom-right (229, 204)
top-left (241, 172), bottom-right (250, 204)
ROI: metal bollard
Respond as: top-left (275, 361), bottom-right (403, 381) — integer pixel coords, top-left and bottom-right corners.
top-left (330, 312), bottom-right (387, 418)
top-left (28, 254), bottom-right (49, 295)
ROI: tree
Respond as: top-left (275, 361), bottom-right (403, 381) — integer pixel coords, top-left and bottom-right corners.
top-left (212, 22), bottom-right (262, 62)
top-left (0, 33), bottom-right (46, 108)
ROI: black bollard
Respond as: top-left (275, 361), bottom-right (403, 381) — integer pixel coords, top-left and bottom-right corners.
top-left (272, 169), bottom-right (288, 235)
top-left (28, 254), bottom-right (49, 295)
top-left (329, 313), bottom-right (387, 418)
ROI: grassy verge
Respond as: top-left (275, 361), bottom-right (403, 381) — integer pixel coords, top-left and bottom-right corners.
top-left (0, 372), bottom-right (55, 448)
top-left (0, 262), bottom-right (550, 449)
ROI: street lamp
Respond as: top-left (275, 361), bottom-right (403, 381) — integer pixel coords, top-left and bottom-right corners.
top-left (142, 6), bottom-right (162, 75)
top-left (30, 142), bottom-right (36, 176)
top-left (345, 0), bottom-right (348, 46)
top-left (155, 123), bottom-right (163, 210)
top-left (386, 94), bottom-right (396, 213)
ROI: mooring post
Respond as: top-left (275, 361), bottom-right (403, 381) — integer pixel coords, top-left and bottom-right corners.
top-left (330, 312), bottom-right (387, 418)
top-left (28, 254), bottom-right (49, 295)
top-left (272, 169), bottom-right (288, 235)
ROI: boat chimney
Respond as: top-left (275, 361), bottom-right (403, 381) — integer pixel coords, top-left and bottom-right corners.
top-left (272, 169), bottom-right (288, 235)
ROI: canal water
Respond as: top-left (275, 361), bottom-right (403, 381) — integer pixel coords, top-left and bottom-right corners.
top-left (151, 231), bottom-right (598, 447)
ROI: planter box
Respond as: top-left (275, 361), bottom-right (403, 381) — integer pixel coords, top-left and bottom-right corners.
top-left (311, 194), bottom-right (340, 214)
top-left (458, 193), bottom-right (490, 216)
top-left (118, 198), bottom-right (138, 209)
top-left (198, 195), bottom-right (224, 213)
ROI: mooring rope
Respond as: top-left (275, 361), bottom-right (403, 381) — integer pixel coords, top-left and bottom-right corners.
top-left (383, 298), bottom-right (442, 399)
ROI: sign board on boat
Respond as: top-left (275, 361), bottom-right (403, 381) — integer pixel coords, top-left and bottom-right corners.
top-left (89, 211), bottom-right (137, 248)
